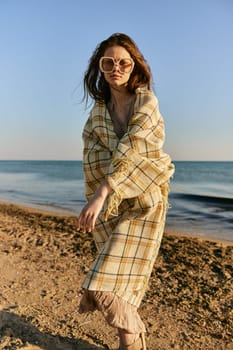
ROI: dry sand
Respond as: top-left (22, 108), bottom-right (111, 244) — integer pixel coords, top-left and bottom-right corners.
top-left (0, 202), bottom-right (232, 350)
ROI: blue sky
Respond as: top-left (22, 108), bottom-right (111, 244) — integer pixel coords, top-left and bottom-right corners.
top-left (0, 0), bottom-right (232, 161)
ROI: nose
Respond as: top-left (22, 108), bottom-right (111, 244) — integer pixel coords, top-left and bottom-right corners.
top-left (112, 62), bottom-right (120, 71)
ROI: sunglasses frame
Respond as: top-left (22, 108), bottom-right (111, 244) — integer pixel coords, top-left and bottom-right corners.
top-left (99, 56), bottom-right (135, 74)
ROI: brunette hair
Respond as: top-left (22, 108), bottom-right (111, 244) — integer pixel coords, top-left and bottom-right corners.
top-left (83, 33), bottom-right (152, 104)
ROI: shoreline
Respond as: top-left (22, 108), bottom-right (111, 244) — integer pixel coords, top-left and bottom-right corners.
top-left (0, 199), bottom-right (232, 349)
top-left (0, 199), bottom-right (232, 246)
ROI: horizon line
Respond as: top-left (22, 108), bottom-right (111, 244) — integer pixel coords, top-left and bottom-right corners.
top-left (0, 159), bottom-right (232, 162)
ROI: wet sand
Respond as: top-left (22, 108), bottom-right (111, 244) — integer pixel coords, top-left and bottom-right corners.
top-left (0, 202), bottom-right (232, 350)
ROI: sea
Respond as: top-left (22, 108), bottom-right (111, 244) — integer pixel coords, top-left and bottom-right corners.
top-left (0, 160), bottom-right (232, 243)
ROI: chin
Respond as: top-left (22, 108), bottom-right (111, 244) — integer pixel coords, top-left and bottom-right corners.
top-left (109, 81), bottom-right (128, 89)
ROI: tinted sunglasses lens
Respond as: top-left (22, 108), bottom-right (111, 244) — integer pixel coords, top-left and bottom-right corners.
top-left (101, 58), bottom-right (114, 72)
top-left (119, 58), bottom-right (133, 73)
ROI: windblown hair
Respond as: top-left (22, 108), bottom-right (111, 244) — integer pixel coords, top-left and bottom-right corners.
top-left (83, 33), bottom-right (152, 104)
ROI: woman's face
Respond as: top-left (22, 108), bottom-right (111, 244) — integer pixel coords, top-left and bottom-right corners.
top-left (100, 45), bottom-right (134, 89)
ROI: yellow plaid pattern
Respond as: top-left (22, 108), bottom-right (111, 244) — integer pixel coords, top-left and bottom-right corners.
top-left (81, 89), bottom-right (175, 306)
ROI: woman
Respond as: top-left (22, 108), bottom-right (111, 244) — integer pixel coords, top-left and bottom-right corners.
top-left (77, 33), bottom-right (174, 350)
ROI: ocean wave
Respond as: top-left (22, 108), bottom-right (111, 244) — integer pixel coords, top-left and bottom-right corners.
top-left (170, 192), bottom-right (233, 209)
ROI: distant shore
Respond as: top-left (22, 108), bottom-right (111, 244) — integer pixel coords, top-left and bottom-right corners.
top-left (0, 201), bottom-right (232, 349)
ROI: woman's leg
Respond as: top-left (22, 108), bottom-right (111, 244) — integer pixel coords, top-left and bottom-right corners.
top-left (118, 329), bottom-right (139, 347)
top-left (118, 332), bottom-right (146, 350)
top-left (79, 290), bottom-right (146, 349)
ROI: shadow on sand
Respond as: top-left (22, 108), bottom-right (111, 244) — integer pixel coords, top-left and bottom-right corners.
top-left (0, 307), bottom-right (107, 350)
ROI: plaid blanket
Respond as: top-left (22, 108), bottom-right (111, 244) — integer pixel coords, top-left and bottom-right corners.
top-left (81, 89), bottom-right (174, 307)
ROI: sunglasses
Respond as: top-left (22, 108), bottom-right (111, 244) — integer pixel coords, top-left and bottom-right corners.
top-left (99, 56), bottom-right (134, 74)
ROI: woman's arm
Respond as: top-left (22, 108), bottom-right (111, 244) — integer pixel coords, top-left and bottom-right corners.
top-left (103, 94), bottom-right (175, 219)
top-left (76, 180), bottom-right (112, 233)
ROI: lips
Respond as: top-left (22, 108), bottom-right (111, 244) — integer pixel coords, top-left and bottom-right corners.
top-left (110, 74), bottom-right (122, 79)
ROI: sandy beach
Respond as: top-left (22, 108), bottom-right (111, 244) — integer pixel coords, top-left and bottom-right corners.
top-left (0, 202), bottom-right (232, 350)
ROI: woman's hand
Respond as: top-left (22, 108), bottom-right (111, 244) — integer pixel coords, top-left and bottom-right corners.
top-left (76, 195), bottom-right (105, 233)
top-left (76, 181), bottom-right (111, 233)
